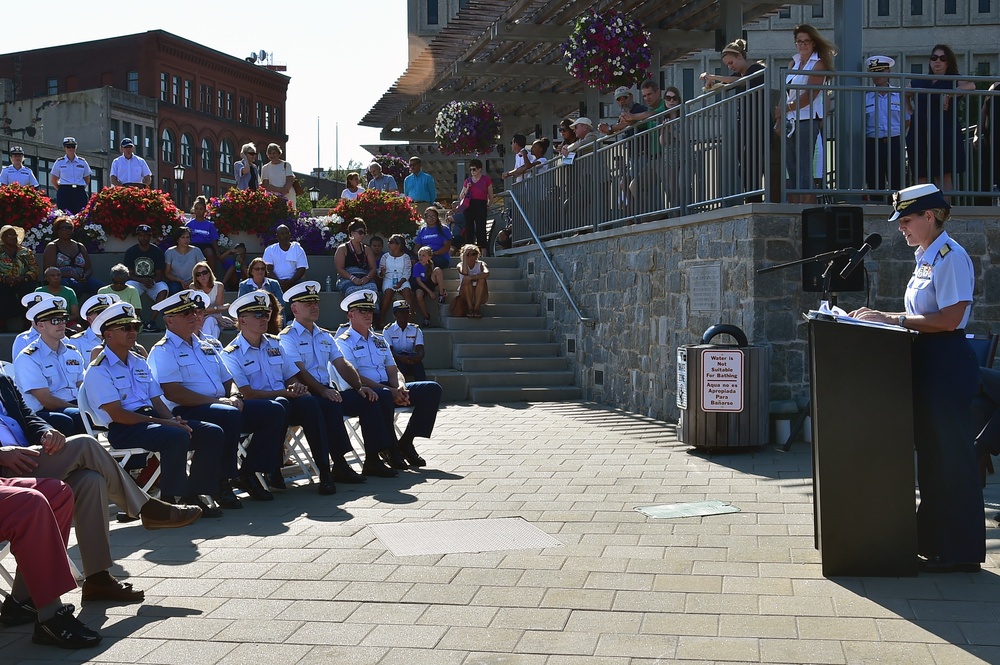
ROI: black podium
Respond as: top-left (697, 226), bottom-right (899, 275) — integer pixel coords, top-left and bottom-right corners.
top-left (808, 318), bottom-right (918, 576)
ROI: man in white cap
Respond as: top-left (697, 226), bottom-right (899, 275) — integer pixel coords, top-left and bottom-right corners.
top-left (109, 138), bottom-right (152, 188)
top-left (279, 282), bottom-right (400, 478)
top-left (383, 300), bottom-right (426, 381)
top-left (223, 291), bottom-right (336, 494)
top-left (49, 137), bottom-right (91, 214)
top-left (864, 55), bottom-right (908, 198)
top-left (0, 349), bottom-right (202, 605)
top-left (147, 290), bottom-right (284, 505)
top-left (12, 292), bottom-right (58, 358)
top-left (70, 293), bottom-right (121, 362)
top-left (0, 146), bottom-right (40, 187)
top-left (12, 297), bottom-right (86, 436)
top-left (559, 117), bottom-right (599, 158)
top-left (84, 301), bottom-right (223, 516)
top-left (598, 86), bottom-right (647, 138)
top-left (337, 290), bottom-right (443, 467)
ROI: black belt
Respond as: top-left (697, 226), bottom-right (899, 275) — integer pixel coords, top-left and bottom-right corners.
top-left (58, 184), bottom-right (83, 188)
top-left (133, 406), bottom-right (155, 416)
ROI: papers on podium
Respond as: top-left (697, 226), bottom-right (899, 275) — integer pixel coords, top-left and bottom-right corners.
top-left (804, 300), bottom-right (914, 333)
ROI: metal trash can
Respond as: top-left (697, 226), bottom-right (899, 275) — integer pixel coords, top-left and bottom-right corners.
top-left (677, 324), bottom-right (770, 449)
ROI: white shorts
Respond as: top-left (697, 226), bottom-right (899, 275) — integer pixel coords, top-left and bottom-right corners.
top-left (127, 279), bottom-right (168, 300)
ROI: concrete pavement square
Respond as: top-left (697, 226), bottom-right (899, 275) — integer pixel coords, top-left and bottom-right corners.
top-left (4, 402), bottom-right (999, 664)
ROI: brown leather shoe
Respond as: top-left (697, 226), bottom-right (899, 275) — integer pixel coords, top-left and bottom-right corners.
top-left (81, 576), bottom-right (145, 603)
top-left (141, 504), bottom-right (203, 530)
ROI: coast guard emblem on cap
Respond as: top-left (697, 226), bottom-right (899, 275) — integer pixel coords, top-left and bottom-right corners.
top-left (305, 284), bottom-right (319, 296)
top-left (96, 296), bottom-right (110, 306)
top-left (254, 294), bottom-right (268, 307)
top-left (178, 292), bottom-right (192, 305)
top-left (26, 294), bottom-right (44, 306)
top-left (122, 304), bottom-right (135, 317)
top-left (892, 190), bottom-right (911, 211)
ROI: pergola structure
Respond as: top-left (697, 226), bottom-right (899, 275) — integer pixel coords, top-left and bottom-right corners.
top-left (361, 0), bottom-right (844, 199)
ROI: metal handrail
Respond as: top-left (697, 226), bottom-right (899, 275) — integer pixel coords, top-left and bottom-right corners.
top-left (502, 190), bottom-right (595, 327)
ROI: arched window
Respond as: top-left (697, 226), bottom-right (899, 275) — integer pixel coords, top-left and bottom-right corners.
top-left (160, 128), bottom-right (175, 164)
top-left (219, 139), bottom-right (234, 174)
top-left (201, 138), bottom-right (214, 172)
top-left (180, 133), bottom-right (193, 167)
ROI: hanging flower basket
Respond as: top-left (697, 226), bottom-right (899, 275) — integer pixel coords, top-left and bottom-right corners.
top-left (561, 10), bottom-right (652, 89)
top-left (76, 186), bottom-right (183, 240)
top-left (0, 183), bottom-right (55, 230)
top-left (208, 187), bottom-right (294, 237)
top-left (434, 101), bottom-right (502, 156)
top-left (368, 154), bottom-right (410, 190)
top-left (330, 189), bottom-right (421, 240)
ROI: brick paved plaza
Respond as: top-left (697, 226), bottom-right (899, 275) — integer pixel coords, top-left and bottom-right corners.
top-left (3, 402), bottom-right (999, 664)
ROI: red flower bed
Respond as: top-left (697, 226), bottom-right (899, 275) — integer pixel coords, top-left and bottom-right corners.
top-left (209, 187), bottom-right (294, 236)
top-left (0, 183), bottom-right (55, 229)
top-left (76, 186), bottom-right (182, 240)
top-left (330, 189), bottom-right (421, 238)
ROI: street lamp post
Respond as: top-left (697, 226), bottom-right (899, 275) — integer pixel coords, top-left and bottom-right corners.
top-left (173, 164), bottom-right (185, 209)
top-left (308, 187), bottom-right (320, 214)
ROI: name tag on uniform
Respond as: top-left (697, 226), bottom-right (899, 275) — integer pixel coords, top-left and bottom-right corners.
top-left (915, 264), bottom-right (932, 279)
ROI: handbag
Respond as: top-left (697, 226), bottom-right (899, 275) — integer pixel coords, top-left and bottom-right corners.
top-left (292, 178), bottom-right (304, 196)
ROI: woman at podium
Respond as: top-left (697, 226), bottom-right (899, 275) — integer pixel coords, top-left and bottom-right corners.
top-left (850, 183), bottom-right (984, 573)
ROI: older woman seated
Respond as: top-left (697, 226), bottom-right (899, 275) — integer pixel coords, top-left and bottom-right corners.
top-left (0, 225), bottom-right (39, 331)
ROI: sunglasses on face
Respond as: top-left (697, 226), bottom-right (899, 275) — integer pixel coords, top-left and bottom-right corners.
top-left (664, 94), bottom-right (678, 101)
top-left (243, 311), bottom-right (269, 320)
top-left (795, 39), bottom-right (813, 45)
top-left (42, 317), bottom-right (67, 325)
top-left (195, 270), bottom-right (210, 277)
top-left (109, 323), bottom-right (142, 333)
top-left (929, 54), bottom-right (947, 62)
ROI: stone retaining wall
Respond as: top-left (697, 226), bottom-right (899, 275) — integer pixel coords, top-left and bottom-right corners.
top-left (509, 203), bottom-right (999, 422)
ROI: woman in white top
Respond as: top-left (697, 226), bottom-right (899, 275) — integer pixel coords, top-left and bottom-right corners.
top-left (456, 244), bottom-right (489, 318)
top-left (191, 260), bottom-right (227, 339)
top-left (377, 234), bottom-right (414, 327)
top-left (340, 172), bottom-right (365, 200)
top-left (260, 143), bottom-right (295, 210)
top-left (163, 228), bottom-right (206, 294)
top-left (783, 23), bottom-right (835, 204)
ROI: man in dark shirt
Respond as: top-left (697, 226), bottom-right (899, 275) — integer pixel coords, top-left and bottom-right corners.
top-left (123, 224), bottom-right (168, 332)
top-left (598, 86), bottom-right (648, 138)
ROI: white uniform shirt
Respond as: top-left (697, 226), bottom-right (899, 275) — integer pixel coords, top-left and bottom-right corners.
top-left (0, 164), bottom-right (39, 187)
top-left (278, 319), bottom-right (344, 387)
top-left (262, 242), bottom-right (309, 281)
top-left (905, 230), bottom-right (974, 329)
top-left (13, 339), bottom-right (85, 412)
top-left (11, 328), bottom-right (40, 358)
top-left (865, 87), bottom-right (907, 139)
top-left (335, 327), bottom-right (394, 384)
top-left (222, 333), bottom-right (299, 392)
top-left (382, 321), bottom-right (423, 355)
top-left (148, 330), bottom-right (232, 411)
top-left (68, 327), bottom-right (102, 363)
top-left (83, 350), bottom-right (162, 426)
top-left (110, 153), bottom-right (152, 185)
top-left (50, 155), bottom-right (92, 185)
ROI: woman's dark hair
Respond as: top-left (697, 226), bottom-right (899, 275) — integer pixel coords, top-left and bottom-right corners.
top-left (265, 290), bottom-right (283, 334)
top-left (348, 218), bottom-right (367, 234)
top-left (469, 158), bottom-right (483, 170)
top-left (929, 44), bottom-right (960, 75)
top-left (532, 138), bottom-right (551, 156)
top-left (190, 195), bottom-right (209, 213)
top-left (792, 24), bottom-right (836, 72)
top-left (55, 216), bottom-right (76, 232)
top-left (172, 225), bottom-right (191, 242)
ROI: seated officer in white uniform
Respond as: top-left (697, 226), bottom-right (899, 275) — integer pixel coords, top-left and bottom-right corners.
top-left (148, 290), bottom-right (284, 505)
top-left (336, 290), bottom-right (443, 467)
top-left (223, 291), bottom-right (340, 494)
top-left (12, 297), bottom-right (85, 436)
top-left (383, 300), bottom-right (426, 381)
top-left (278, 281), bottom-right (399, 478)
top-left (12, 292), bottom-right (58, 359)
top-left (83, 301), bottom-right (225, 516)
top-left (70, 293), bottom-right (121, 362)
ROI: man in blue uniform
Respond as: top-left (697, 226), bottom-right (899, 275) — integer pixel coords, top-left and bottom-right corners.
top-left (336, 290), bottom-right (443, 467)
top-left (12, 292), bottom-right (58, 359)
top-left (147, 290), bottom-right (283, 505)
top-left (49, 137), bottom-right (91, 214)
top-left (12, 297), bottom-right (85, 436)
top-left (864, 55), bottom-right (908, 199)
top-left (84, 301), bottom-right (224, 516)
top-left (70, 293), bottom-right (121, 362)
top-left (0, 146), bottom-right (40, 187)
top-left (383, 300), bottom-right (426, 381)
top-left (279, 281), bottom-right (399, 478)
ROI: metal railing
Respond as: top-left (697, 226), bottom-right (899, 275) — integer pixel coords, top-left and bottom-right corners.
top-left (506, 70), bottom-right (1000, 243)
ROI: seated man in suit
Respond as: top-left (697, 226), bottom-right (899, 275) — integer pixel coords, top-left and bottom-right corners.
top-left (0, 477), bottom-right (102, 648)
top-left (0, 373), bottom-right (202, 604)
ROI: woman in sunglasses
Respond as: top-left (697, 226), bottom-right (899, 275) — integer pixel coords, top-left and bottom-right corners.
top-left (191, 260), bottom-right (229, 339)
top-left (906, 44), bottom-right (975, 196)
top-left (456, 158), bottom-right (494, 252)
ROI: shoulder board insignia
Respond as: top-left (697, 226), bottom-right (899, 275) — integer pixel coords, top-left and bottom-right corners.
top-left (23, 345), bottom-right (37, 355)
top-left (264, 333), bottom-right (279, 342)
top-left (939, 243), bottom-right (952, 259)
top-left (279, 324), bottom-right (293, 335)
top-left (224, 343), bottom-right (239, 353)
top-left (92, 351), bottom-right (107, 366)
top-left (65, 343), bottom-right (77, 351)
top-left (69, 331), bottom-right (85, 339)
top-left (338, 330), bottom-right (351, 341)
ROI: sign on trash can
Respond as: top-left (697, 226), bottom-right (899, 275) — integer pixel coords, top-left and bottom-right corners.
top-left (678, 325), bottom-right (768, 449)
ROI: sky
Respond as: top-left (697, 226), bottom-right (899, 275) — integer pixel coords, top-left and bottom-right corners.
top-left (6, 0), bottom-right (411, 173)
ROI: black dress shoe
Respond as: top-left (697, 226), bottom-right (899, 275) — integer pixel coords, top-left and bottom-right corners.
top-left (331, 464), bottom-right (367, 484)
top-left (266, 471), bottom-right (287, 492)
top-left (918, 557), bottom-right (982, 573)
top-left (178, 495), bottom-right (223, 518)
top-left (216, 486), bottom-right (244, 510)
top-left (400, 443), bottom-right (427, 468)
top-left (232, 475), bottom-right (274, 502)
top-left (380, 447), bottom-right (409, 470)
top-left (362, 458), bottom-right (399, 478)
top-left (1, 596), bottom-right (36, 627)
top-left (32, 605), bottom-right (101, 649)
top-left (318, 472), bottom-right (337, 495)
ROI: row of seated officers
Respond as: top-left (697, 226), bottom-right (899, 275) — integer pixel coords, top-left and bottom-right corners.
top-left (9, 282), bottom-right (442, 517)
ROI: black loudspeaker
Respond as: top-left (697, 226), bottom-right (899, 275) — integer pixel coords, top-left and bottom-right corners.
top-left (801, 206), bottom-right (865, 293)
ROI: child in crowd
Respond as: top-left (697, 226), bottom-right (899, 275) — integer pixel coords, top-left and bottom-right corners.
top-left (220, 242), bottom-right (248, 291)
top-left (454, 244), bottom-right (489, 318)
top-left (369, 236), bottom-right (385, 265)
top-left (411, 245), bottom-right (445, 327)
top-left (377, 234), bottom-right (414, 327)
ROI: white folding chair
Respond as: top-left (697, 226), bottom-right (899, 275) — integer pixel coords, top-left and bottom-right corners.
top-left (0, 360), bottom-right (14, 380)
top-left (77, 384), bottom-right (161, 494)
top-left (0, 542), bottom-right (15, 590)
top-left (237, 425), bottom-right (319, 490)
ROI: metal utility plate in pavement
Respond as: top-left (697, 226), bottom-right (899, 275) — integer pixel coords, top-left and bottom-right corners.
top-left (369, 517), bottom-right (564, 556)
top-left (635, 500), bottom-right (740, 519)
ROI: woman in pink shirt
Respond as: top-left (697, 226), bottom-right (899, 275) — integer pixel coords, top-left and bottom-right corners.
top-left (457, 158), bottom-right (494, 252)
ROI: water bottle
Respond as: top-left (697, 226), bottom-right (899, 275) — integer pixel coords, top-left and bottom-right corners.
top-left (325, 275), bottom-right (332, 292)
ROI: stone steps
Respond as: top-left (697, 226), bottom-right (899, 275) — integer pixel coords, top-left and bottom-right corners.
top-left (459, 356), bottom-right (569, 372)
top-left (468, 385), bottom-right (583, 403)
top-left (453, 342), bottom-right (563, 358)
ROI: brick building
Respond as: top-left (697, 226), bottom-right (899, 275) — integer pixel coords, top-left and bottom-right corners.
top-left (0, 30), bottom-right (289, 209)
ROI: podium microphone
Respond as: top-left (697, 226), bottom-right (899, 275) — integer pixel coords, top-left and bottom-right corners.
top-left (839, 233), bottom-right (882, 279)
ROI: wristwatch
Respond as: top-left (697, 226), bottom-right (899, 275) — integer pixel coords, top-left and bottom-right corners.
top-left (897, 315), bottom-right (906, 328)
top-left (233, 392), bottom-right (245, 400)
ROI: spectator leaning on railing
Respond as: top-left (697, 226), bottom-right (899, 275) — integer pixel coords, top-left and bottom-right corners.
top-left (598, 86), bottom-right (647, 138)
